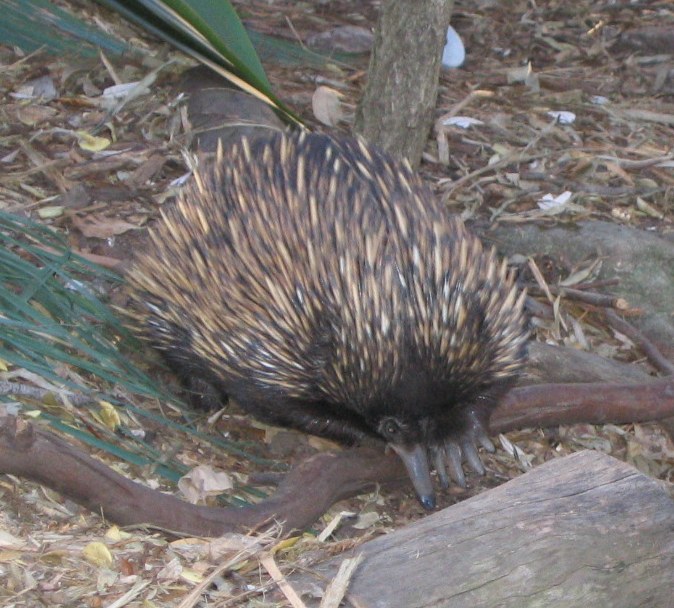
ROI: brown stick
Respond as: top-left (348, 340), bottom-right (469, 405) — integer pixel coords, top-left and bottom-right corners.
top-left (572, 278), bottom-right (620, 291)
top-left (525, 284), bottom-right (629, 309)
top-left (604, 309), bottom-right (674, 376)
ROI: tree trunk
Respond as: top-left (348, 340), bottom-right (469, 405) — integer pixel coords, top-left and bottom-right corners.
top-left (354, 0), bottom-right (454, 166)
top-left (290, 451), bottom-right (674, 607)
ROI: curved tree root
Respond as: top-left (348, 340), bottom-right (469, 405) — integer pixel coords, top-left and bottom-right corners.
top-left (0, 415), bottom-right (405, 536)
top-left (1, 377), bottom-right (673, 536)
top-left (493, 377), bottom-right (674, 432)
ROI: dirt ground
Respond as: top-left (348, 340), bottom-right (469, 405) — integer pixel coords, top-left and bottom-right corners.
top-left (0, 0), bottom-right (673, 606)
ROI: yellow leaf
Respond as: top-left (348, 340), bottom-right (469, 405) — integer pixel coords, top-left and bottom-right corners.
top-left (0, 550), bottom-right (24, 563)
top-left (37, 206), bottom-right (64, 219)
top-left (180, 568), bottom-right (204, 583)
top-left (75, 130), bottom-right (110, 152)
top-left (82, 541), bottom-right (113, 568)
top-left (0, 359), bottom-right (9, 371)
top-left (96, 401), bottom-right (121, 431)
top-left (270, 536), bottom-right (300, 555)
top-left (104, 525), bottom-right (131, 542)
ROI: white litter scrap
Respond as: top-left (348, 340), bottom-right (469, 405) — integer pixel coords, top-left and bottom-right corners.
top-left (537, 190), bottom-right (573, 210)
top-left (317, 511), bottom-right (356, 542)
top-left (499, 434), bottom-right (533, 470)
top-left (178, 464), bottom-right (234, 504)
top-left (442, 116), bottom-right (484, 129)
top-left (442, 25), bottom-right (466, 68)
top-left (547, 110), bottom-right (576, 124)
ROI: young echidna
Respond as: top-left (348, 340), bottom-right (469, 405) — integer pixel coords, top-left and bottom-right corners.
top-left (127, 130), bottom-right (529, 509)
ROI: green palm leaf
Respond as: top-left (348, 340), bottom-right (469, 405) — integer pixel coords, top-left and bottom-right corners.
top-left (95, 0), bottom-right (300, 123)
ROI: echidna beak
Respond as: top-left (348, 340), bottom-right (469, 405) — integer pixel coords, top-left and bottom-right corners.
top-left (390, 443), bottom-right (436, 510)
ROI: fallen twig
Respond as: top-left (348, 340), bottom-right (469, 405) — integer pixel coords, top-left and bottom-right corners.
top-left (525, 284), bottom-right (629, 310)
top-left (604, 309), bottom-right (674, 376)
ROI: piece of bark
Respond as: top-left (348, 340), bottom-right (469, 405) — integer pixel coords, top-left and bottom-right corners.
top-left (289, 451), bottom-right (674, 608)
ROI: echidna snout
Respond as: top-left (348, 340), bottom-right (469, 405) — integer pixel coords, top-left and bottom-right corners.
top-left (127, 130), bottom-right (529, 508)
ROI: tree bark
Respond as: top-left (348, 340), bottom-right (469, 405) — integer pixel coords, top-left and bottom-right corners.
top-left (289, 451), bottom-right (674, 608)
top-left (354, 0), bottom-right (454, 166)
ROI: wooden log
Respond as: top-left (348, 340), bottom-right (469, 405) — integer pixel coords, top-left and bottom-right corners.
top-left (290, 451), bottom-right (674, 608)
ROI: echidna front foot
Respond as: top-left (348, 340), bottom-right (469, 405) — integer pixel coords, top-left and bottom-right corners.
top-left (181, 375), bottom-right (229, 411)
top-left (436, 408), bottom-right (496, 489)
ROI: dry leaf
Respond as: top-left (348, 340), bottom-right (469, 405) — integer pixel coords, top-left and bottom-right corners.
top-left (82, 541), bottom-right (114, 568)
top-left (156, 557), bottom-right (183, 582)
top-left (178, 464), bottom-right (234, 504)
top-left (180, 568), bottom-right (204, 583)
top-left (94, 401), bottom-right (121, 431)
top-left (636, 197), bottom-right (664, 219)
top-left (0, 529), bottom-right (27, 550)
top-left (37, 206), bottom-right (64, 219)
top-left (352, 511), bottom-right (380, 529)
top-left (75, 130), bottom-right (111, 152)
top-left (312, 86), bottom-right (344, 127)
top-left (104, 526), bottom-right (131, 542)
top-left (71, 214), bottom-right (140, 238)
top-left (16, 104), bottom-right (58, 126)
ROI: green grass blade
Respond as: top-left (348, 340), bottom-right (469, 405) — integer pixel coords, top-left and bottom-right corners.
top-left (0, 0), bottom-right (133, 56)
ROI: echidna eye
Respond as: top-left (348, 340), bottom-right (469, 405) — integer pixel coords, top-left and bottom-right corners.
top-left (380, 418), bottom-right (402, 439)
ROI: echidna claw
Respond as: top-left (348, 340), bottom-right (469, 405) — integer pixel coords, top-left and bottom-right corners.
top-left (476, 430), bottom-right (496, 453)
top-left (432, 446), bottom-right (450, 489)
top-left (435, 408), bottom-right (494, 489)
top-left (461, 440), bottom-right (486, 475)
top-left (445, 441), bottom-right (466, 488)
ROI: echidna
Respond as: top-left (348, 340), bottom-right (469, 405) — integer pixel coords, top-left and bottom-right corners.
top-left (127, 130), bottom-right (529, 509)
